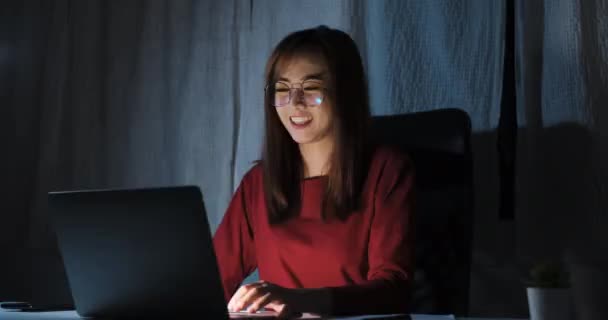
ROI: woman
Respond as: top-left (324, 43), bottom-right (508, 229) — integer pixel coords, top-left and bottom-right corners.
top-left (213, 25), bottom-right (414, 317)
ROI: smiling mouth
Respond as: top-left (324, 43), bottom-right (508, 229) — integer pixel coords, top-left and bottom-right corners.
top-left (289, 116), bottom-right (312, 126)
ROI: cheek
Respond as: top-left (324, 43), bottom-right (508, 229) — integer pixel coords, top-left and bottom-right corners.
top-left (275, 107), bottom-right (290, 124)
top-left (315, 107), bottom-right (333, 128)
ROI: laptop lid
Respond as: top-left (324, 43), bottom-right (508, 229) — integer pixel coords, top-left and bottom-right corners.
top-left (49, 186), bottom-right (228, 318)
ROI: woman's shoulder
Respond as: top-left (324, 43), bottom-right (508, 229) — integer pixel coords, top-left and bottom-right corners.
top-left (238, 161), bottom-right (264, 189)
top-left (366, 144), bottom-right (415, 195)
top-left (369, 144), bottom-right (413, 171)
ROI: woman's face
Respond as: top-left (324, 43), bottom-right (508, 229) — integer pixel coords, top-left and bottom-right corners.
top-left (273, 53), bottom-right (334, 146)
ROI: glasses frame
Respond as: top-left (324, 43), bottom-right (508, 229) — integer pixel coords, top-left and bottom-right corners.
top-left (265, 80), bottom-right (328, 107)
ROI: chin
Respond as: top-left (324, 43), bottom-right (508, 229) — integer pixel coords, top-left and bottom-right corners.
top-left (288, 133), bottom-right (316, 145)
top-left (291, 137), bottom-right (314, 145)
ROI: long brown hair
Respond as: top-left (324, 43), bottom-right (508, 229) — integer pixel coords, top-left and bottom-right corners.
top-left (262, 26), bottom-right (371, 224)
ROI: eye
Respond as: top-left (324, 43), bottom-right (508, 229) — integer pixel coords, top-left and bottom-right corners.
top-left (273, 82), bottom-right (290, 93)
top-left (303, 81), bottom-right (323, 91)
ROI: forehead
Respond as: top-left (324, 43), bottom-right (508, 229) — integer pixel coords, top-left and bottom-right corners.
top-left (275, 51), bottom-right (328, 82)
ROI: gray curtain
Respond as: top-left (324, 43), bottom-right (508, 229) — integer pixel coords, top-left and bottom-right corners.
top-left (1, 0), bottom-right (606, 317)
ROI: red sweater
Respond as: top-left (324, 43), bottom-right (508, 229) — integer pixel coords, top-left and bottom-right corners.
top-left (213, 147), bottom-right (414, 315)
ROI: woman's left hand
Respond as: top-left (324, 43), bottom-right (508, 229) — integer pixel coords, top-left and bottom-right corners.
top-left (227, 280), bottom-right (299, 317)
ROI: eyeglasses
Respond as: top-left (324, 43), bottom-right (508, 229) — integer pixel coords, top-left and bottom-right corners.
top-left (265, 80), bottom-right (326, 107)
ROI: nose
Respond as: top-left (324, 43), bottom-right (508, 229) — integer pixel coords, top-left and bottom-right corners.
top-left (291, 88), bottom-right (306, 107)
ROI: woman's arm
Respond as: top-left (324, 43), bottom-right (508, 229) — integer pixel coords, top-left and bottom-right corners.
top-left (213, 176), bottom-right (258, 302)
top-left (324, 152), bottom-right (415, 315)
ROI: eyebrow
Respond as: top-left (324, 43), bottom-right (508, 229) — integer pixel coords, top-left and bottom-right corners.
top-left (278, 72), bottom-right (326, 82)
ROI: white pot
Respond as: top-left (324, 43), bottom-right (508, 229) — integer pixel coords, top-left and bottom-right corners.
top-left (527, 287), bottom-right (573, 320)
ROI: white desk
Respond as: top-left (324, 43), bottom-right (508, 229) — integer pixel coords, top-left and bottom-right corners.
top-left (0, 310), bottom-right (527, 320)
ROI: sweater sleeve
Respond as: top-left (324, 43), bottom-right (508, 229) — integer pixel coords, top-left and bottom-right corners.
top-left (329, 152), bottom-right (415, 315)
top-left (213, 174), bottom-right (258, 302)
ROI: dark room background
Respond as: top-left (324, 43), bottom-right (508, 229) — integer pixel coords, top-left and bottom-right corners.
top-left (1, 0), bottom-right (606, 317)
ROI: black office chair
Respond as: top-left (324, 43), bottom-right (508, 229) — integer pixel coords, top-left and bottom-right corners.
top-left (371, 108), bottom-right (474, 316)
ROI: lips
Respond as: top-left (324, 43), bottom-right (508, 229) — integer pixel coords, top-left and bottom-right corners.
top-left (289, 115), bottom-right (312, 128)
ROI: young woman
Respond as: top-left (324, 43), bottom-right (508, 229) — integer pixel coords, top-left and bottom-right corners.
top-left (213, 25), bottom-right (414, 317)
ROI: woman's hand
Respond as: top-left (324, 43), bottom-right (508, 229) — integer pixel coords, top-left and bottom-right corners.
top-left (227, 280), bottom-right (299, 317)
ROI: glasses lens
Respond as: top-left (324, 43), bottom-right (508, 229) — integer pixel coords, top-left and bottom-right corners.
top-left (273, 82), bottom-right (291, 107)
top-left (303, 81), bottom-right (324, 106)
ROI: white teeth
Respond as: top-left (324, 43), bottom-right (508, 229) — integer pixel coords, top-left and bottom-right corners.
top-left (290, 116), bottom-right (312, 124)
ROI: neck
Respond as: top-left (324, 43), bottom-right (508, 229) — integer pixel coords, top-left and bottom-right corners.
top-left (299, 136), bottom-right (334, 178)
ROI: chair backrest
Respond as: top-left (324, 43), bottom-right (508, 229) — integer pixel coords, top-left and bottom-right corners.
top-left (371, 108), bottom-right (474, 316)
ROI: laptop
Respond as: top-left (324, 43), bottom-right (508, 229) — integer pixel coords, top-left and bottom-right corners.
top-left (49, 186), bottom-right (277, 319)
